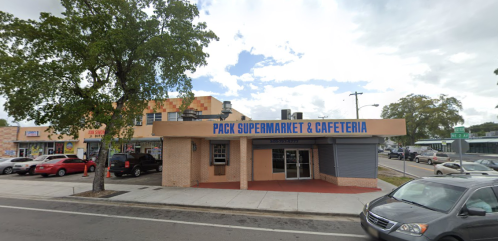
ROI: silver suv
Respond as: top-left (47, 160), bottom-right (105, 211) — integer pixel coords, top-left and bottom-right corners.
top-left (13, 154), bottom-right (78, 175)
top-left (361, 175), bottom-right (498, 241)
top-left (415, 152), bottom-right (450, 165)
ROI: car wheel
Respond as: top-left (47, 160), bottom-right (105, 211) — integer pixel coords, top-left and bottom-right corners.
top-left (3, 167), bottom-right (13, 175)
top-left (438, 237), bottom-right (458, 241)
top-left (114, 173), bottom-right (123, 177)
top-left (436, 171), bottom-right (443, 175)
top-left (17, 172), bottom-right (27, 175)
top-left (29, 166), bottom-right (36, 175)
top-left (56, 169), bottom-right (66, 177)
top-left (388, 155), bottom-right (391, 159)
top-left (156, 165), bottom-right (163, 172)
top-left (427, 159), bottom-right (433, 165)
top-left (132, 167), bottom-right (141, 177)
top-left (89, 165), bottom-right (96, 172)
top-left (415, 158), bottom-right (419, 163)
top-left (41, 174), bottom-right (49, 177)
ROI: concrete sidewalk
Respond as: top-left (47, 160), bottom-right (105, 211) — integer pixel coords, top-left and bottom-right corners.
top-left (0, 179), bottom-right (396, 216)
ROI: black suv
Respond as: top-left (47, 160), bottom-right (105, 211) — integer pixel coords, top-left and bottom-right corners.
top-left (109, 153), bottom-right (162, 177)
top-left (361, 175), bottom-right (498, 241)
top-left (387, 148), bottom-right (404, 160)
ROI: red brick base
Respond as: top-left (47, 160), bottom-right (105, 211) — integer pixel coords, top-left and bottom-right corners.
top-left (320, 173), bottom-right (377, 188)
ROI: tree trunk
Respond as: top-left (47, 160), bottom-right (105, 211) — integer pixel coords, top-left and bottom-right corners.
top-left (91, 96), bottom-right (126, 192)
top-left (93, 141), bottom-right (109, 192)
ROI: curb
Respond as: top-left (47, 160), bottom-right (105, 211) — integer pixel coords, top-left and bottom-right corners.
top-left (379, 164), bottom-right (420, 179)
top-left (59, 195), bottom-right (360, 218)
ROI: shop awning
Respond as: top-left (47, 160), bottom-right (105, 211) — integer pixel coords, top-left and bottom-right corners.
top-left (414, 140), bottom-right (455, 144)
top-left (13, 140), bottom-right (79, 143)
top-left (465, 138), bottom-right (498, 143)
top-left (83, 137), bottom-right (161, 143)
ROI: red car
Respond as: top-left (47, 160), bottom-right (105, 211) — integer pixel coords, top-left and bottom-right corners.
top-left (35, 158), bottom-right (96, 177)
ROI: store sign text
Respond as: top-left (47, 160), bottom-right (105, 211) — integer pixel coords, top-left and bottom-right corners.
top-left (213, 121), bottom-right (368, 135)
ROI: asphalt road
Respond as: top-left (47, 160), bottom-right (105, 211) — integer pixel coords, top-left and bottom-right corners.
top-left (378, 153), bottom-right (498, 178)
top-left (0, 197), bottom-right (371, 241)
top-left (379, 156), bottom-right (435, 177)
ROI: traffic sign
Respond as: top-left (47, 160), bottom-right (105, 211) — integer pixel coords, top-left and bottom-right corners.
top-left (451, 132), bottom-right (469, 139)
top-left (451, 139), bottom-right (469, 154)
top-left (454, 126), bottom-right (465, 133)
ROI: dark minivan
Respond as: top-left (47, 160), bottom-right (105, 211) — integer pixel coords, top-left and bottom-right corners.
top-left (361, 175), bottom-right (498, 241)
top-left (109, 153), bottom-right (162, 177)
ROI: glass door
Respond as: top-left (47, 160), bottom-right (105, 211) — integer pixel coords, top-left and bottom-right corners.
top-left (299, 150), bottom-right (311, 179)
top-left (285, 149), bottom-right (311, 180)
top-left (285, 150), bottom-right (298, 179)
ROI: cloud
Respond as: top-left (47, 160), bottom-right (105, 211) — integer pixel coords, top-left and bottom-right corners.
top-left (448, 52), bottom-right (476, 64)
top-left (248, 83), bottom-right (258, 90)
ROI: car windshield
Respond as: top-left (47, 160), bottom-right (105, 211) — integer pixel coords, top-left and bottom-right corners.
top-left (392, 180), bottom-right (467, 213)
top-left (463, 164), bottom-right (493, 171)
top-left (34, 155), bottom-right (47, 161)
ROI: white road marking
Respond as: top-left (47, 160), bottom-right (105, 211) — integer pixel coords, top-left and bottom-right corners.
top-left (0, 204), bottom-right (367, 238)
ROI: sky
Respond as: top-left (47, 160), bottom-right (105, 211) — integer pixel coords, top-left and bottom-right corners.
top-left (0, 0), bottom-right (497, 127)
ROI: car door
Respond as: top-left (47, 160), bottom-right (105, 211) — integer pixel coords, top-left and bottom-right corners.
top-left (146, 154), bottom-right (158, 170)
top-left (62, 159), bottom-right (74, 172)
top-left (70, 159), bottom-right (86, 173)
top-left (460, 187), bottom-right (498, 241)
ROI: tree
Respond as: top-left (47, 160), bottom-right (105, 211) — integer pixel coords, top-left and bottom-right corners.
top-left (0, 0), bottom-right (218, 192)
top-left (0, 118), bottom-right (8, 127)
top-left (381, 94), bottom-right (464, 145)
top-left (468, 122), bottom-right (498, 136)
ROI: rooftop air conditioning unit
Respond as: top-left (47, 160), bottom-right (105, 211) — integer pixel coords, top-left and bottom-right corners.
top-left (281, 109), bottom-right (291, 120)
top-left (292, 112), bottom-right (303, 120)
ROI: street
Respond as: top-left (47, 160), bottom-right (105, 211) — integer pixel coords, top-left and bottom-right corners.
top-left (379, 156), bottom-right (434, 177)
top-left (0, 197), bottom-right (370, 241)
top-left (378, 153), bottom-right (498, 177)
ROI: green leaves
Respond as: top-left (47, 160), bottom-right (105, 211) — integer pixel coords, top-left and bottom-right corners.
top-left (381, 94), bottom-right (464, 145)
top-left (0, 0), bottom-right (217, 139)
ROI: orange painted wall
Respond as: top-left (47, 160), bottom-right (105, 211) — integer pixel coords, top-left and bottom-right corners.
top-left (253, 149), bottom-right (272, 180)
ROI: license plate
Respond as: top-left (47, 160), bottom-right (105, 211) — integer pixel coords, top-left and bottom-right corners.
top-left (39, 167), bottom-right (44, 169)
top-left (111, 164), bottom-right (115, 166)
top-left (367, 226), bottom-right (379, 238)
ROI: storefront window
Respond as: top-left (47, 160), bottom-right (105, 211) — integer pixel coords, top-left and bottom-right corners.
top-left (213, 144), bottom-right (227, 165)
top-left (55, 142), bottom-right (64, 154)
top-left (272, 149), bottom-right (285, 173)
top-left (88, 142), bottom-right (100, 160)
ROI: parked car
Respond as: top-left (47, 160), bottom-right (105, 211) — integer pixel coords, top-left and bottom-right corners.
top-left (361, 175), bottom-right (498, 241)
top-left (475, 159), bottom-right (498, 171)
top-left (405, 145), bottom-right (432, 161)
top-left (414, 152), bottom-right (450, 165)
top-left (13, 154), bottom-right (78, 175)
top-left (0, 157), bottom-right (33, 175)
top-left (109, 153), bottom-right (162, 177)
top-left (434, 161), bottom-right (498, 175)
top-left (35, 158), bottom-right (96, 177)
top-left (387, 148), bottom-right (404, 160)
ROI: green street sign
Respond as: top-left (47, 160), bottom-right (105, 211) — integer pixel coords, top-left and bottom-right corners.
top-left (451, 132), bottom-right (469, 139)
top-left (454, 127), bottom-right (465, 133)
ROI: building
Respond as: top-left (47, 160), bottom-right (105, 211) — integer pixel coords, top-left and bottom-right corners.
top-left (0, 96), bottom-right (248, 160)
top-left (415, 137), bottom-right (498, 154)
top-left (153, 118), bottom-right (406, 189)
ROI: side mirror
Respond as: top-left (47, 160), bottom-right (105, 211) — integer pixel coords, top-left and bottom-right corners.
top-left (467, 207), bottom-right (486, 216)
top-left (460, 206), bottom-right (486, 217)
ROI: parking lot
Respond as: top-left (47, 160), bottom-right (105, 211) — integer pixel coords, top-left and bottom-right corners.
top-left (0, 170), bottom-right (162, 186)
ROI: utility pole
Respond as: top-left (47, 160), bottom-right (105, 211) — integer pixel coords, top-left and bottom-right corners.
top-left (349, 91), bottom-right (363, 119)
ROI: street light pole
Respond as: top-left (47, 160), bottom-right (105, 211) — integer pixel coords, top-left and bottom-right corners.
top-left (349, 91), bottom-right (363, 119)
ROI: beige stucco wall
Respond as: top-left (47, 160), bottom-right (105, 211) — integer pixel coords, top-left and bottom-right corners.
top-left (0, 127), bottom-right (18, 158)
top-left (190, 138), bottom-right (202, 186)
top-left (162, 137), bottom-right (192, 187)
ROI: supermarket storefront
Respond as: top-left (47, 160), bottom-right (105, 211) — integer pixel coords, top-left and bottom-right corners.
top-left (153, 119), bottom-right (406, 189)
